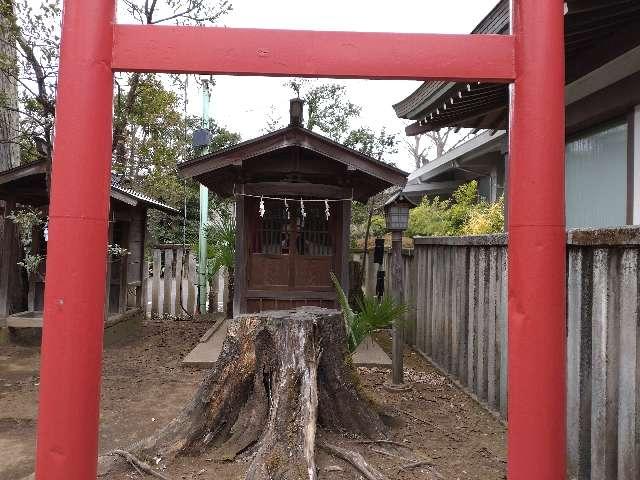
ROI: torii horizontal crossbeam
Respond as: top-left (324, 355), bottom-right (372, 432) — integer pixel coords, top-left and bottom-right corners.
top-left (112, 25), bottom-right (516, 82)
top-left (34, 2), bottom-right (567, 480)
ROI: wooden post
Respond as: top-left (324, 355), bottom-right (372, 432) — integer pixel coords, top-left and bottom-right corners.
top-left (233, 187), bottom-right (246, 316)
top-left (27, 222), bottom-right (42, 312)
top-left (118, 220), bottom-right (133, 313)
top-left (104, 221), bottom-right (114, 319)
top-left (119, 222), bottom-right (130, 313)
top-left (0, 197), bottom-right (16, 317)
top-left (118, 255), bottom-right (127, 314)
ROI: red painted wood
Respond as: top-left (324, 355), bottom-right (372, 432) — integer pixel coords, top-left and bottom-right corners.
top-left (36, 1), bottom-right (567, 478)
top-left (34, 1), bottom-right (115, 479)
top-left (508, 1), bottom-right (567, 479)
top-left (112, 25), bottom-right (516, 82)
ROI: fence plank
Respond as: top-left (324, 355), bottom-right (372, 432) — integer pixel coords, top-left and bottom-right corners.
top-left (480, 248), bottom-right (490, 401)
top-left (591, 249), bottom-right (618, 480)
top-left (415, 248), bottom-right (425, 353)
top-left (186, 252), bottom-right (196, 314)
top-left (444, 247), bottom-right (453, 371)
top-left (152, 249), bottom-right (161, 315)
top-left (431, 246), bottom-right (440, 361)
top-left (567, 248), bottom-right (584, 480)
top-left (143, 260), bottom-right (150, 316)
top-left (451, 247), bottom-right (460, 377)
top-left (174, 248), bottom-right (184, 319)
top-left (458, 247), bottom-right (470, 385)
top-left (425, 247), bottom-right (433, 357)
top-left (163, 249), bottom-right (174, 316)
top-left (406, 255), bottom-right (416, 346)
top-left (618, 249), bottom-right (638, 480)
top-left (410, 234), bottom-right (640, 477)
top-left (467, 248), bottom-right (477, 391)
top-left (487, 247), bottom-right (498, 409)
top-left (498, 247), bottom-right (508, 419)
top-left (434, 246), bottom-right (443, 365)
top-left (439, 246), bottom-right (447, 365)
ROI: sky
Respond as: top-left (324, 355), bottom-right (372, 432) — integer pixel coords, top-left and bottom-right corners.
top-left (127, 0), bottom-right (499, 172)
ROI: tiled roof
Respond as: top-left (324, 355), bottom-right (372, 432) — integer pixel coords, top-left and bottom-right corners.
top-left (110, 182), bottom-right (180, 215)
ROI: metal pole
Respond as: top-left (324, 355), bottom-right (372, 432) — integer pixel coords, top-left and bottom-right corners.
top-left (198, 79), bottom-right (211, 314)
top-left (508, 1), bottom-right (566, 478)
top-left (35, 1), bottom-right (115, 479)
top-left (390, 230), bottom-right (404, 385)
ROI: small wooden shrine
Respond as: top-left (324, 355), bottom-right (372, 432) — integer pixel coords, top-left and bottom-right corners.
top-left (0, 160), bottom-right (178, 324)
top-left (180, 99), bottom-right (407, 314)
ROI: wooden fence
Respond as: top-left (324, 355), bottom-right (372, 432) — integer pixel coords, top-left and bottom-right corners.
top-left (145, 245), bottom-right (198, 317)
top-left (366, 227), bottom-right (639, 480)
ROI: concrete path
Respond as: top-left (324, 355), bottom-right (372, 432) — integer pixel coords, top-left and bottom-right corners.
top-left (352, 335), bottom-right (392, 368)
top-left (182, 323), bottom-right (391, 369)
top-left (182, 320), bottom-right (229, 367)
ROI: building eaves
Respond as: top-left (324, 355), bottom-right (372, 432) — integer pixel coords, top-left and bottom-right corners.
top-left (406, 130), bottom-right (506, 186)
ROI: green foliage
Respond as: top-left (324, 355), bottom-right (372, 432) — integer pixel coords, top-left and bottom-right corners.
top-left (2, 0), bottom-right (61, 164)
top-left (7, 206), bottom-right (43, 247)
top-left (406, 180), bottom-right (505, 237)
top-left (343, 127), bottom-right (398, 162)
top-left (17, 253), bottom-right (44, 275)
top-left (282, 80), bottom-right (399, 250)
top-left (369, 215), bottom-right (386, 238)
top-left (4, 0), bottom-right (236, 248)
top-left (285, 79), bottom-right (398, 161)
top-left (119, 0), bottom-right (232, 26)
top-left (205, 204), bottom-right (235, 281)
top-left (463, 196), bottom-right (505, 235)
top-left (287, 79), bottom-right (361, 141)
top-left (107, 244), bottom-right (130, 257)
top-left (7, 206), bottom-right (45, 275)
top-left (331, 273), bottom-right (407, 353)
top-left (110, 74), bottom-right (241, 246)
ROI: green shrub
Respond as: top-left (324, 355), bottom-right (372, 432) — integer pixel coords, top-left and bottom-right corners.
top-left (331, 273), bottom-right (407, 352)
top-left (406, 180), bottom-right (504, 237)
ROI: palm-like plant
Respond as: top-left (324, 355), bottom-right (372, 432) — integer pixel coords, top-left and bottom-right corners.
top-left (206, 209), bottom-right (235, 318)
top-left (330, 272), bottom-right (407, 352)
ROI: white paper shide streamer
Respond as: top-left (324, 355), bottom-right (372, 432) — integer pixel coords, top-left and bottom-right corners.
top-left (300, 198), bottom-right (306, 219)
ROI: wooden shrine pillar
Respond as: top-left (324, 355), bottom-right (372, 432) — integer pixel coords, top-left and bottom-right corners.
top-left (0, 197), bottom-right (17, 317)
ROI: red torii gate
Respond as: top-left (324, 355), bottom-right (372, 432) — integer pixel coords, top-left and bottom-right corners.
top-left (35, 1), bottom-right (566, 479)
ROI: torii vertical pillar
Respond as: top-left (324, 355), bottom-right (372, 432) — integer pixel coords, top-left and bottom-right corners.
top-left (34, 1), bottom-right (567, 479)
top-left (34, 2), bottom-right (115, 480)
top-left (508, 1), bottom-right (566, 479)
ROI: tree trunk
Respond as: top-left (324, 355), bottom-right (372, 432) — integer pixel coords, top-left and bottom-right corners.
top-left (0, 0), bottom-right (20, 172)
top-left (98, 308), bottom-right (386, 479)
top-left (0, 2), bottom-right (24, 317)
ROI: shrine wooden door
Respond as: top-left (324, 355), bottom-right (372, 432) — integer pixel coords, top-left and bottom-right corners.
top-left (245, 198), bottom-right (338, 312)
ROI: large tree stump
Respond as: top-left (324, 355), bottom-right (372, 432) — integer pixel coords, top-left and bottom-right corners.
top-left (99, 307), bottom-right (386, 480)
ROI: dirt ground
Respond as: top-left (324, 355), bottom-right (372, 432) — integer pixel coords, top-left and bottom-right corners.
top-left (0, 317), bottom-right (506, 480)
